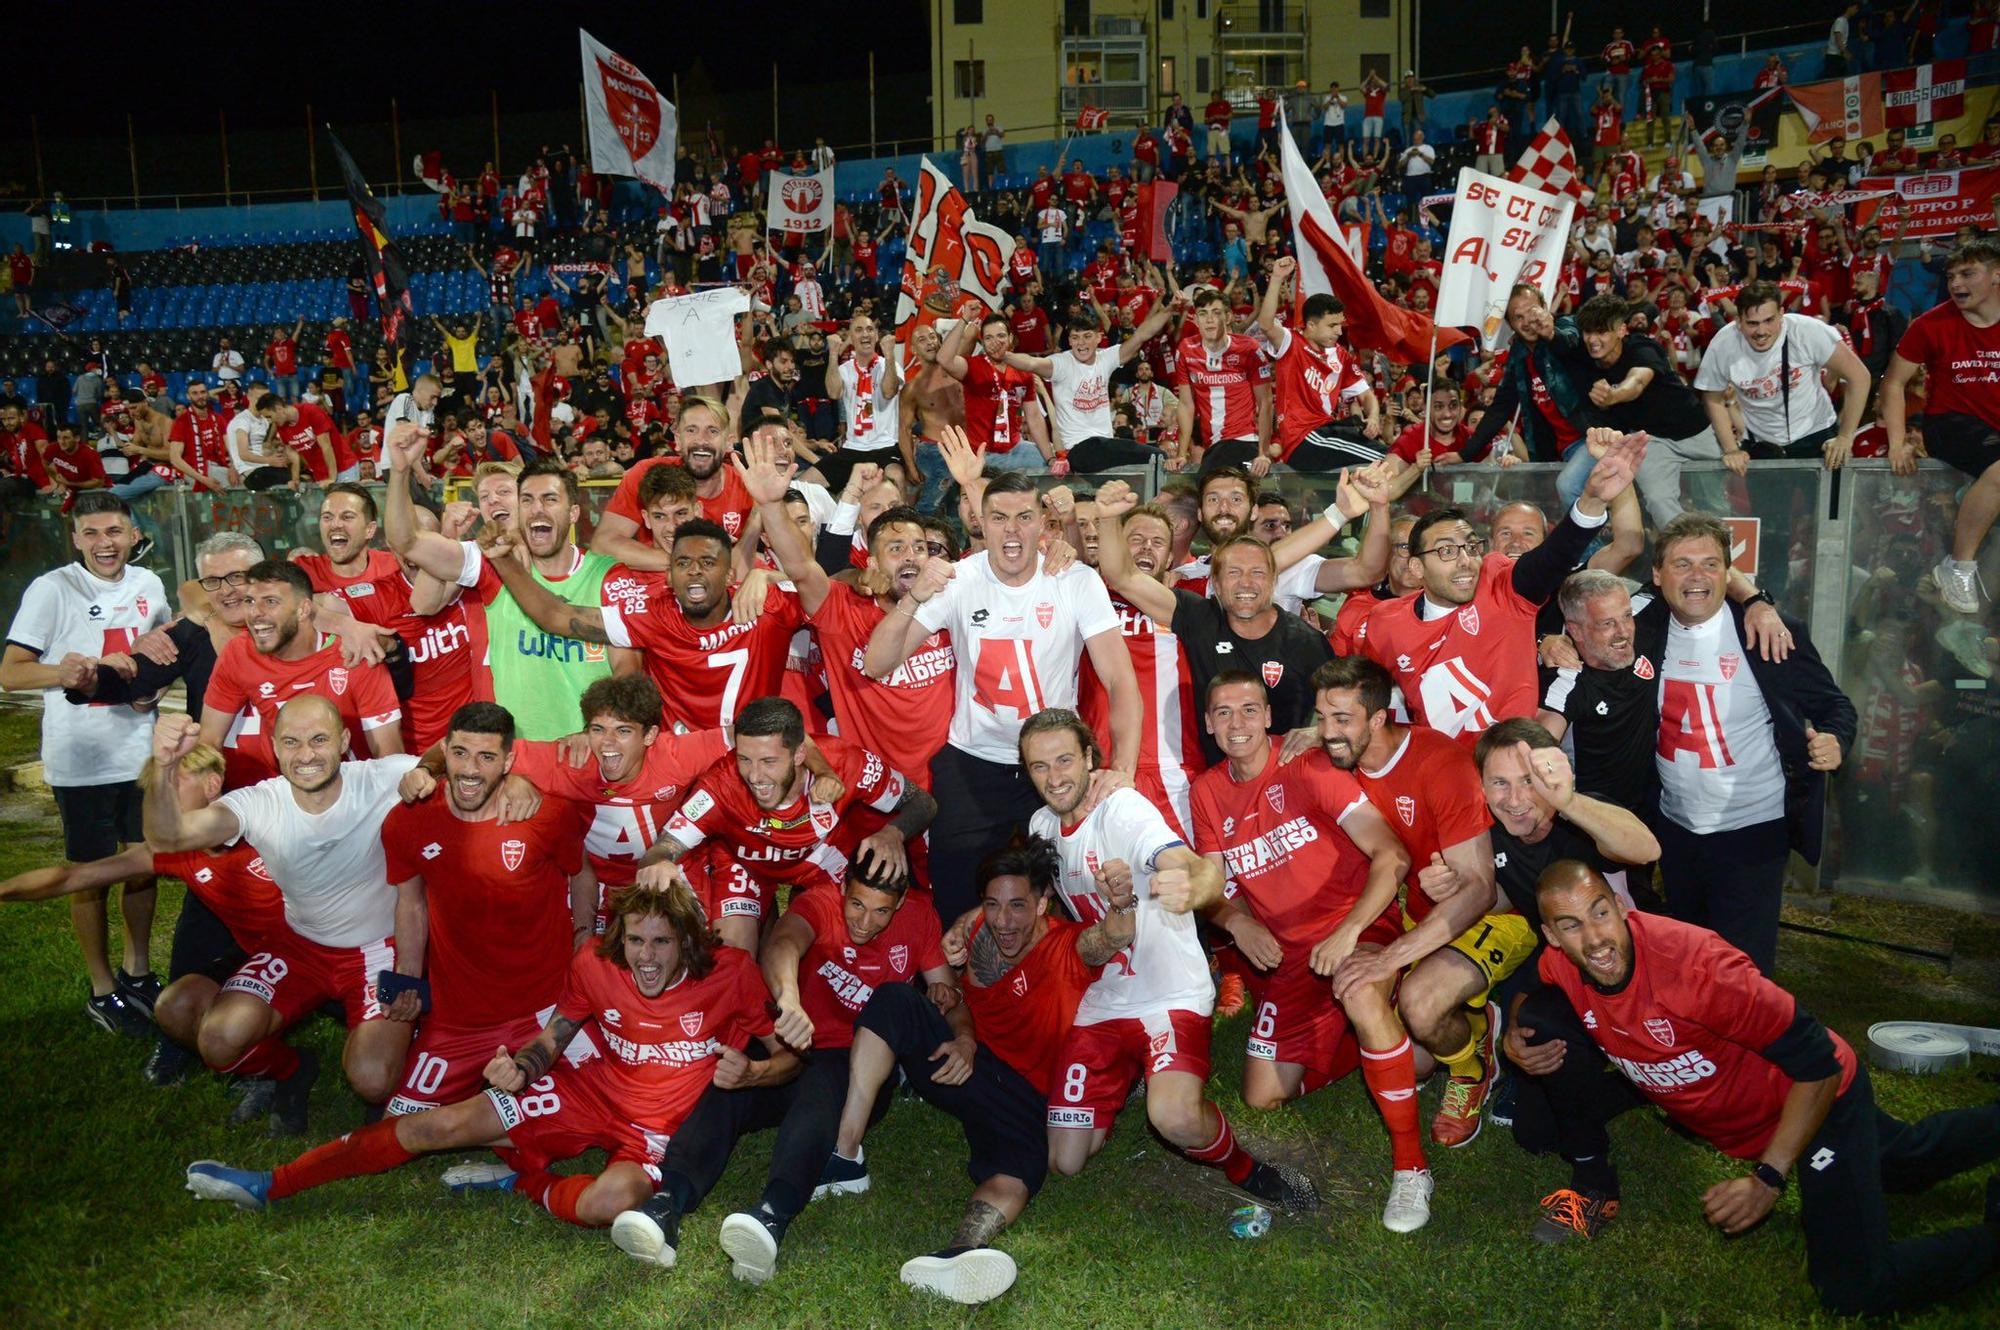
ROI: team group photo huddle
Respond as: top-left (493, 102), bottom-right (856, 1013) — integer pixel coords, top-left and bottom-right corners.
top-left (0, 2), bottom-right (1997, 1326)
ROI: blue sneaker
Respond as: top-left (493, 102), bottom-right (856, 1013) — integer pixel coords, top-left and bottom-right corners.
top-left (811, 1146), bottom-right (869, 1201)
top-left (185, 1160), bottom-right (272, 1211)
top-left (440, 1160), bottom-right (519, 1194)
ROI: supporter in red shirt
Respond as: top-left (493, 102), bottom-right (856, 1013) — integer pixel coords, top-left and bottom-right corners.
top-left (1009, 291), bottom-right (1052, 354)
top-left (0, 404), bottom-right (51, 492)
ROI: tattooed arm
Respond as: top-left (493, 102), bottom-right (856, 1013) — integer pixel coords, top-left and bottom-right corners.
top-left (486, 1012), bottom-right (587, 1093)
top-left (1076, 902), bottom-right (1136, 968)
top-left (485, 543), bottom-right (610, 643)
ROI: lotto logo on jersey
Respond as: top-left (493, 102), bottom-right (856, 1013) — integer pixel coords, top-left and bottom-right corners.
top-left (1633, 656), bottom-right (1655, 680)
top-left (327, 667), bottom-right (349, 696)
top-left (1261, 660), bottom-right (1284, 688)
top-left (1035, 602), bottom-right (1055, 629)
top-left (889, 944), bottom-right (910, 973)
top-left (1457, 605), bottom-right (1480, 635)
top-left (193, 867), bottom-right (214, 884)
top-left (422, 842), bottom-right (443, 860)
top-left (500, 839), bottom-right (526, 871)
top-left (1645, 1017), bottom-right (1676, 1048)
top-left (1394, 795), bottom-right (1416, 826)
top-left (679, 1010), bottom-right (704, 1036)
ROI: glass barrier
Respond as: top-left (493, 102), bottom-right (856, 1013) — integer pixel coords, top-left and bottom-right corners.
top-left (1824, 462), bottom-right (1998, 915)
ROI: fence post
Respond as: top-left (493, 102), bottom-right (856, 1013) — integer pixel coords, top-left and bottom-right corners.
top-left (307, 105), bottom-right (319, 202)
top-left (219, 109), bottom-right (231, 205)
top-left (126, 114), bottom-right (140, 207)
top-left (30, 114), bottom-right (44, 198)
top-left (869, 51), bottom-right (877, 158)
top-left (391, 98), bottom-right (403, 195)
top-left (491, 89), bottom-right (501, 169)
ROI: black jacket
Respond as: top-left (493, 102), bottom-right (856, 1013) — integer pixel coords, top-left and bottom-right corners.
top-left (1633, 598), bottom-right (1857, 864)
top-left (71, 616), bottom-right (218, 715)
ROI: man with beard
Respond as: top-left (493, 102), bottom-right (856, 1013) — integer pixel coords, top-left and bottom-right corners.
top-left (812, 311), bottom-right (904, 494)
top-left (938, 314), bottom-right (1050, 497)
top-left (635, 697), bottom-right (934, 902)
top-left (1170, 466), bottom-right (1392, 618)
top-left (145, 702), bottom-right (428, 1116)
top-left (364, 703), bottom-right (592, 1116)
top-left (199, 561), bottom-right (405, 781)
top-left (1328, 512), bottom-right (1420, 657)
top-left (863, 469), bottom-right (1142, 923)
top-left (741, 337), bottom-right (807, 431)
top-left (1018, 710), bottom-right (1319, 1212)
top-left (185, 880), bottom-right (785, 1231)
top-left (1190, 673), bottom-right (1429, 1231)
top-left (492, 517), bottom-right (803, 733)
top-left (592, 396), bottom-right (753, 567)
top-left (900, 323), bottom-right (968, 508)
top-left (167, 380), bottom-right (237, 491)
top-left (739, 438), bottom-right (956, 794)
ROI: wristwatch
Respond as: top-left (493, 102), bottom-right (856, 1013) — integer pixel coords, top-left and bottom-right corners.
top-left (1751, 1161), bottom-right (1787, 1192)
top-left (1742, 590), bottom-right (1774, 611)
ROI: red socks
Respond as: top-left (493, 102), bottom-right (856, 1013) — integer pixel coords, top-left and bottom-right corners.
top-left (536, 1173), bottom-right (600, 1227)
top-left (218, 1037), bottom-right (299, 1082)
top-left (1183, 1108), bottom-right (1256, 1185)
top-left (1361, 1036), bottom-right (1427, 1173)
top-left (269, 1118), bottom-right (414, 1200)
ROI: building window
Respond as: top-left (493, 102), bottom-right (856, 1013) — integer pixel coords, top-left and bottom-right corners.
top-left (1065, 0), bottom-right (1090, 36)
top-left (954, 60), bottom-right (986, 99)
top-left (1196, 55), bottom-right (1211, 93)
top-left (1160, 0), bottom-right (1174, 18)
top-left (954, 0), bottom-right (982, 22)
top-left (1359, 0), bottom-right (1389, 15)
top-left (1160, 56), bottom-right (1177, 95)
top-left (1195, 0), bottom-right (1210, 17)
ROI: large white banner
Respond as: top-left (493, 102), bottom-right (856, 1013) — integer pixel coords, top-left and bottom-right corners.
top-left (581, 29), bottom-right (677, 194)
top-left (1435, 167), bottom-right (1574, 350)
top-left (892, 159), bottom-right (1014, 360)
top-left (767, 168), bottom-right (835, 234)
top-left (644, 287), bottom-right (750, 388)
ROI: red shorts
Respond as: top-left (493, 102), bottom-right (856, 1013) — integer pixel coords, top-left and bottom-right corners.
top-left (220, 928), bottom-right (393, 1028)
top-left (1244, 912), bottom-right (1400, 1091)
top-left (387, 1011), bottom-right (549, 1117)
top-left (485, 1061), bottom-right (670, 1181)
top-left (681, 842), bottom-right (767, 929)
top-left (1046, 1008), bottom-right (1213, 1133)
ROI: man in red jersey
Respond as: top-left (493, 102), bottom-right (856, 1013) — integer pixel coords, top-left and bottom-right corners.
top-left (740, 440), bottom-right (955, 793)
top-left (835, 833), bottom-right (1120, 1304)
top-left (1312, 657), bottom-right (1519, 1166)
top-left (376, 702), bottom-right (592, 1115)
top-left (640, 697), bottom-right (934, 898)
top-left (268, 399), bottom-right (345, 484)
top-left (1505, 862), bottom-right (2000, 1315)
top-left (591, 396), bottom-right (752, 569)
top-left (939, 314), bottom-right (1050, 472)
top-left (0, 401), bottom-right (50, 493)
top-left (1190, 672), bottom-right (1432, 1231)
top-left (0, 743), bottom-right (297, 1113)
top-left (292, 482), bottom-right (403, 595)
top-left (167, 380), bottom-right (236, 491)
top-left (1175, 286), bottom-right (1272, 474)
top-left (199, 560), bottom-right (404, 780)
top-left (1258, 256), bottom-right (1384, 470)
top-left (186, 881), bottom-right (787, 1229)
top-left (1361, 433), bottom-right (1646, 745)
top-left (610, 857), bottom-right (954, 1284)
top-left (492, 516), bottom-right (802, 733)
top-left (1882, 239), bottom-right (2000, 614)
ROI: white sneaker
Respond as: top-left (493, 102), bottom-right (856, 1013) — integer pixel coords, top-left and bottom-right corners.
top-left (900, 1247), bottom-right (1018, 1305)
top-left (439, 1160), bottom-right (518, 1194)
top-left (1382, 1167), bottom-right (1434, 1233)
top-left (718, 1210), bottom-right (781, 1285)
top-left (609, 1206), bottom-right (679, 1268)
top-left (1932, 559), bottom-right (1985, 614)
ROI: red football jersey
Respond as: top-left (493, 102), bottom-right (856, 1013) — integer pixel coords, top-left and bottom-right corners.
top-left (1271, 327), bottom-right (1368, 456)
top-left (297, 547), bottom-right (404, 599)
top-left (1361, 553), bottom-right (1545, 744)
top-left (509, 729), bottom-right (732, 887)
top-left (1177, 331), bottom-right (1266, 445)
top-left (661, 736), bottom-right (909, 892)
top-left (959, 353), bottom-right (1035, 453)
top-left (381, 797), bottom-right (585, 1027)
top-left (1540, 912), bottom-right (1856, 1158)
top-left (154, 843), bottom-right (287, 948)
top-left (169, 407), bottom-right (228, 473)
top-left (699, 467), bottom-right (755, 541)
top-left (600, 577), bottom-right (806, 731)
top-left (1353, 726), bottom-right (1492, 923)
top-left (203, 636), bottom-right (402, 782)
top-left (1190, 742), bottom-right (1379, 950)
top-left (1896, 302), bottom-right (2000, 431)
top-left (557, 944), bottom-right (775, 1129)
top-left (336, 571), bottom-right (489, 751)
top-left (42, 442), bottom-right (107, 489)
top-left (808, 582), bottom-right (955, 793)
top-left (787, 884), bottom-right (945, 1050)
top-left (960, 914), bottom-right (1099, 1096)
top-left (1077, 592), bottom-right (1204, 829)
top-left (275, 402), bottom-right (350, 481)
top-left (2, 422), bottom-right (49, 485)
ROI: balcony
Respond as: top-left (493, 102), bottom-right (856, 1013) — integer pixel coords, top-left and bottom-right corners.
top-left (1217, 1), bottom-right (1305, 37)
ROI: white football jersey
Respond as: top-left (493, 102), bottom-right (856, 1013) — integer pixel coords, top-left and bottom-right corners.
top-left (1032, 787), bottom-right (1214, 1023)
top-left (6, 562), bottom-right (169, 786)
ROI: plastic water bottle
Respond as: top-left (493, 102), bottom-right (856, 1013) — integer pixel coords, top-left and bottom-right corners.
top-left (1229, 1203), bottom-right (1272, 1239)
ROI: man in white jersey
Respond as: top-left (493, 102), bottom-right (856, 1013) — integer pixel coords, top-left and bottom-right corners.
top-left (142, 701), bottom-right (504, 1121)
top-left (1006, 300), bottom-right (1183, 473)
top-left (864, 469), bottom-right (1143, 924)
top-left (813, 312), bottom-right (903, 494)
top-left (1013, 709), bottom-right (1318, 1210)
top-left (1633, 512), bottom-right (1855, 974)
top-left (1, 491), bottom-right (169, 1033)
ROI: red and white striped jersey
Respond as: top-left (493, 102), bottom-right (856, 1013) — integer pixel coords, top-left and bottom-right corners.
top-left (1176, 331), bottom-right (1265, 445)
top-left (1077, 593), bottom-right (1205, 840)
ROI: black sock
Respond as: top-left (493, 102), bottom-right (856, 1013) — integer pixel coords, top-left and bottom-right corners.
top-left (1567, 1155), bottom-right (1620, 1200)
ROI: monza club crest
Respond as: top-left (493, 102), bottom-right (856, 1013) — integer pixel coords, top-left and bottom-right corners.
top-left (500, 839), bottom-right (526, 872)
top-left (1457, 605), bottom-right (1481, 635)
top-left (1035, 602), bottom-right (1056, 629)
top-left (679, 1010), bottom-right (704, 1036)
top-left (1264, 786), bottom-right (1286, 815)
top-left (1394, 795), bottom-right (1416, 827)
top-left (1645, 1017), bottom-right (1676, 1048)
top-left (326, 667), bottom-right (349, 696)
top-left (1261, 660), bottom-right (1284, 688)
top-left (889, 943), bottom-right (910, 973)
top-left (595, 57), bottom-right (661, 160)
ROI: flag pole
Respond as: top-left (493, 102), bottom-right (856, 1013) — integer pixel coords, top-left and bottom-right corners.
top-left (1419, 324), bottom-right (1439, 478)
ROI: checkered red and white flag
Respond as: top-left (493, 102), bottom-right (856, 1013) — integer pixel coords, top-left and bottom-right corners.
top-left (1507, 118), bottom-right (1585, 200)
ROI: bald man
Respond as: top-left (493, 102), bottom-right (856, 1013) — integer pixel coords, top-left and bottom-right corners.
top-left (144, 700), bottom-right (445, 1124)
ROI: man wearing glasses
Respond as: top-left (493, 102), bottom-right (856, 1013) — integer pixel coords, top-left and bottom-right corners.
top-left (1361, 432), bottom-right (1648, 749)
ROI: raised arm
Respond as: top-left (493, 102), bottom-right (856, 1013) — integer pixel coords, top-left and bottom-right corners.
top-left (1257, 255), bottom-right (1296, 346)
top-left (141, 716), bottom-right (244, 853)
top-left (737, 435), bottom-right (830, 612)
top-left (1088, 480), bottom-right (1176, 625)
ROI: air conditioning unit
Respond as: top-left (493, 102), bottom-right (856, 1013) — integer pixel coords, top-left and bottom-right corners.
top-left (1095, 17), bottom-right (1142, 35)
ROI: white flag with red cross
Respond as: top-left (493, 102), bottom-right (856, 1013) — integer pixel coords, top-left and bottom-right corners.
top-left (767, 168), bottom-right (835, 234)
top-left (580, 29), bottom-right (678, 194)
top-left (1507, 118), bottom-right (1586, 201)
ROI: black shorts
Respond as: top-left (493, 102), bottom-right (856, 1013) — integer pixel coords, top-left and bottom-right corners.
top-left (168, 889), bottom-right (251, 984)
top-left (1919, 412), bottom-right (2000, 481)
top-left (1199, 439), bottom-right (1262, 474)
top-left (1286, 425), bottom-right (1388, 472)
top-left (814, 446), bottom-right (900, 493)
top-left (854, 983), bottom-right (1050, 1196)
top-left (52, 781), bottom-right (143, 863)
